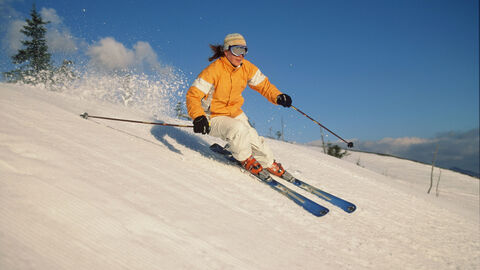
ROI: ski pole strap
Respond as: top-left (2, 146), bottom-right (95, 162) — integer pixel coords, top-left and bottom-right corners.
top-left (80, 112), bottom-right (194, 128)
top-left (291, 106), bottom-right (354, 148)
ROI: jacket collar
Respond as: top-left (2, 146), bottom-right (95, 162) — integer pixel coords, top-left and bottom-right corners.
top-left (220, 56), bottom-right (242, 72)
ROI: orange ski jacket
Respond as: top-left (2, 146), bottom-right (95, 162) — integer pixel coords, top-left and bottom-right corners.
top-left (186, 56), bottom-right (282, 120)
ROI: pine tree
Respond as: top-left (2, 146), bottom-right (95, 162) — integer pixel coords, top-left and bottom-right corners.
top-left (327, 143), bottom-right (349, 159)
top-left (4, 4), bottom-right (52, 84)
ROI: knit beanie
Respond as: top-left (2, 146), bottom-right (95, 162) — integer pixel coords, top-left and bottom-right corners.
top-left (223, 33), bottom-right (247, 50)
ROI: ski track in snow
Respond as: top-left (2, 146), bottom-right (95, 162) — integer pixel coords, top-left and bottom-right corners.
top-left (0, 83), bottom-right (479, 270)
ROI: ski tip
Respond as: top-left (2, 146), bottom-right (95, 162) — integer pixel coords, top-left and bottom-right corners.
top-left (346, 205), bottom-right (356, 213)
top-left (316, 208), bottom-right (329, 217)
top-left (304, 201), bottom-right (329, 217)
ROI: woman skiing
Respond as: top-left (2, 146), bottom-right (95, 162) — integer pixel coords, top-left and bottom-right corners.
top-left (186, 33), bottom-right (292, 177)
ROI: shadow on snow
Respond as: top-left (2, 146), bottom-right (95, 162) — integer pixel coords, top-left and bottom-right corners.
top-left (150, 125), bottom-right (225, 164)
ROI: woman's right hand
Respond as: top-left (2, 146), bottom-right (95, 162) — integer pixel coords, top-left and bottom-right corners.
top-left (193, 115), bottom-right (210, 134)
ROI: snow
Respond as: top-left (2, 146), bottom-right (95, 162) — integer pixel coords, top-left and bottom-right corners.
top-left (0, 83), bottom-right (478, 269)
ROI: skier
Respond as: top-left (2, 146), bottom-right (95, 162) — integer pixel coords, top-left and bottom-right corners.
top-left (186, 33), bottom-right (292, 177)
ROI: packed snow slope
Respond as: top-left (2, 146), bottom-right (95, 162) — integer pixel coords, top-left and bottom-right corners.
top-left (1, 83), bottom-right (478, 270)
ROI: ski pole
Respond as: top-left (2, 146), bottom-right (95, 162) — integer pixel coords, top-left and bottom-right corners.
top-left (291, 106), bottom-right (354, 148)
top-left (80, 112), bottom-right (194, 128)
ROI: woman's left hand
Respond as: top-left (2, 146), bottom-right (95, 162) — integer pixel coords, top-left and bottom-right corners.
top-left (277, 94), bottom-right (292, 108)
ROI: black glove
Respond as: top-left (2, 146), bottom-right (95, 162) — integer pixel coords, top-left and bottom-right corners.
top-left (276, 94), bottom-right (292, 108)
top-left (193, 115), bottom-right (210, 134)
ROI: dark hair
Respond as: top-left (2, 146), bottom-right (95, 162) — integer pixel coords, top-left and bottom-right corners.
top-left (208, 44), bottom-right (225, 62)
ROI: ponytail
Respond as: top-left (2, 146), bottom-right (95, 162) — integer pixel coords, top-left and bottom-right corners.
top-left (208, 44), bottom-right (225, 62)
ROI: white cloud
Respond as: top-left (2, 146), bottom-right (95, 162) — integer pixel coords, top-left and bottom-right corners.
top-left (87, 37), bottom-right (135, 71)
top-left (0, 0), bottom-right (22, 20)
top-left (4, 19), bottom-right (24, 55)
top-left (46, 28), bottom-right (78, 54)
top-left (309, 128), bottom-right (479, 175)
top-left (350, 129), bottom-right (480, 175)
top-left (376, 137), bottom-right (429, 146)
top-left (87, 37), bottom-right (163, 72)
top-left (1, 0), bottom-right (25, 56)
top-left (133, 41), bottom-right (161, 69)
top-left (358, 136), bottom-right (432, 156)
top-left (2, 6), bottom-right (79, 56)
top-left (40, 7), bottom-right (62, 25)
top-left (40, 7), bottom-right (78, 54)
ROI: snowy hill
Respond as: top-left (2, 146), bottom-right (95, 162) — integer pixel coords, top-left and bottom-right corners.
top-left (1, 83), bottom-right (478, 269)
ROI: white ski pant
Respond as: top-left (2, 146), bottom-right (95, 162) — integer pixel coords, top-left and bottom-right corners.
top-left (209, 113), bottom-right (274, 167)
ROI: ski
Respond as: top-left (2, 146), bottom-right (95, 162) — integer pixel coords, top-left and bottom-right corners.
top-left (210, 143), bottom-right (329, 217)
top-left (277, 173), bottom-right (356, 213)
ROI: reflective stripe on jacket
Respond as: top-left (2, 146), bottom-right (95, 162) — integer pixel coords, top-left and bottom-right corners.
top-left (186, 56), bottom-right (282, 120)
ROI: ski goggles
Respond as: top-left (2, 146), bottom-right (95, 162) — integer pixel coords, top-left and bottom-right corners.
top-left (229, 45), bottom-right (248, 56)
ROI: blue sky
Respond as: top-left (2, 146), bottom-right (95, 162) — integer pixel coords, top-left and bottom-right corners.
top-left (1, 1), bottom-right (478, 150)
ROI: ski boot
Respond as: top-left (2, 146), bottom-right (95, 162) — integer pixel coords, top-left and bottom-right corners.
top-left (241, 155), bottom-right (270, 180)
top-left (267, 161), bottom-right (295, 181)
